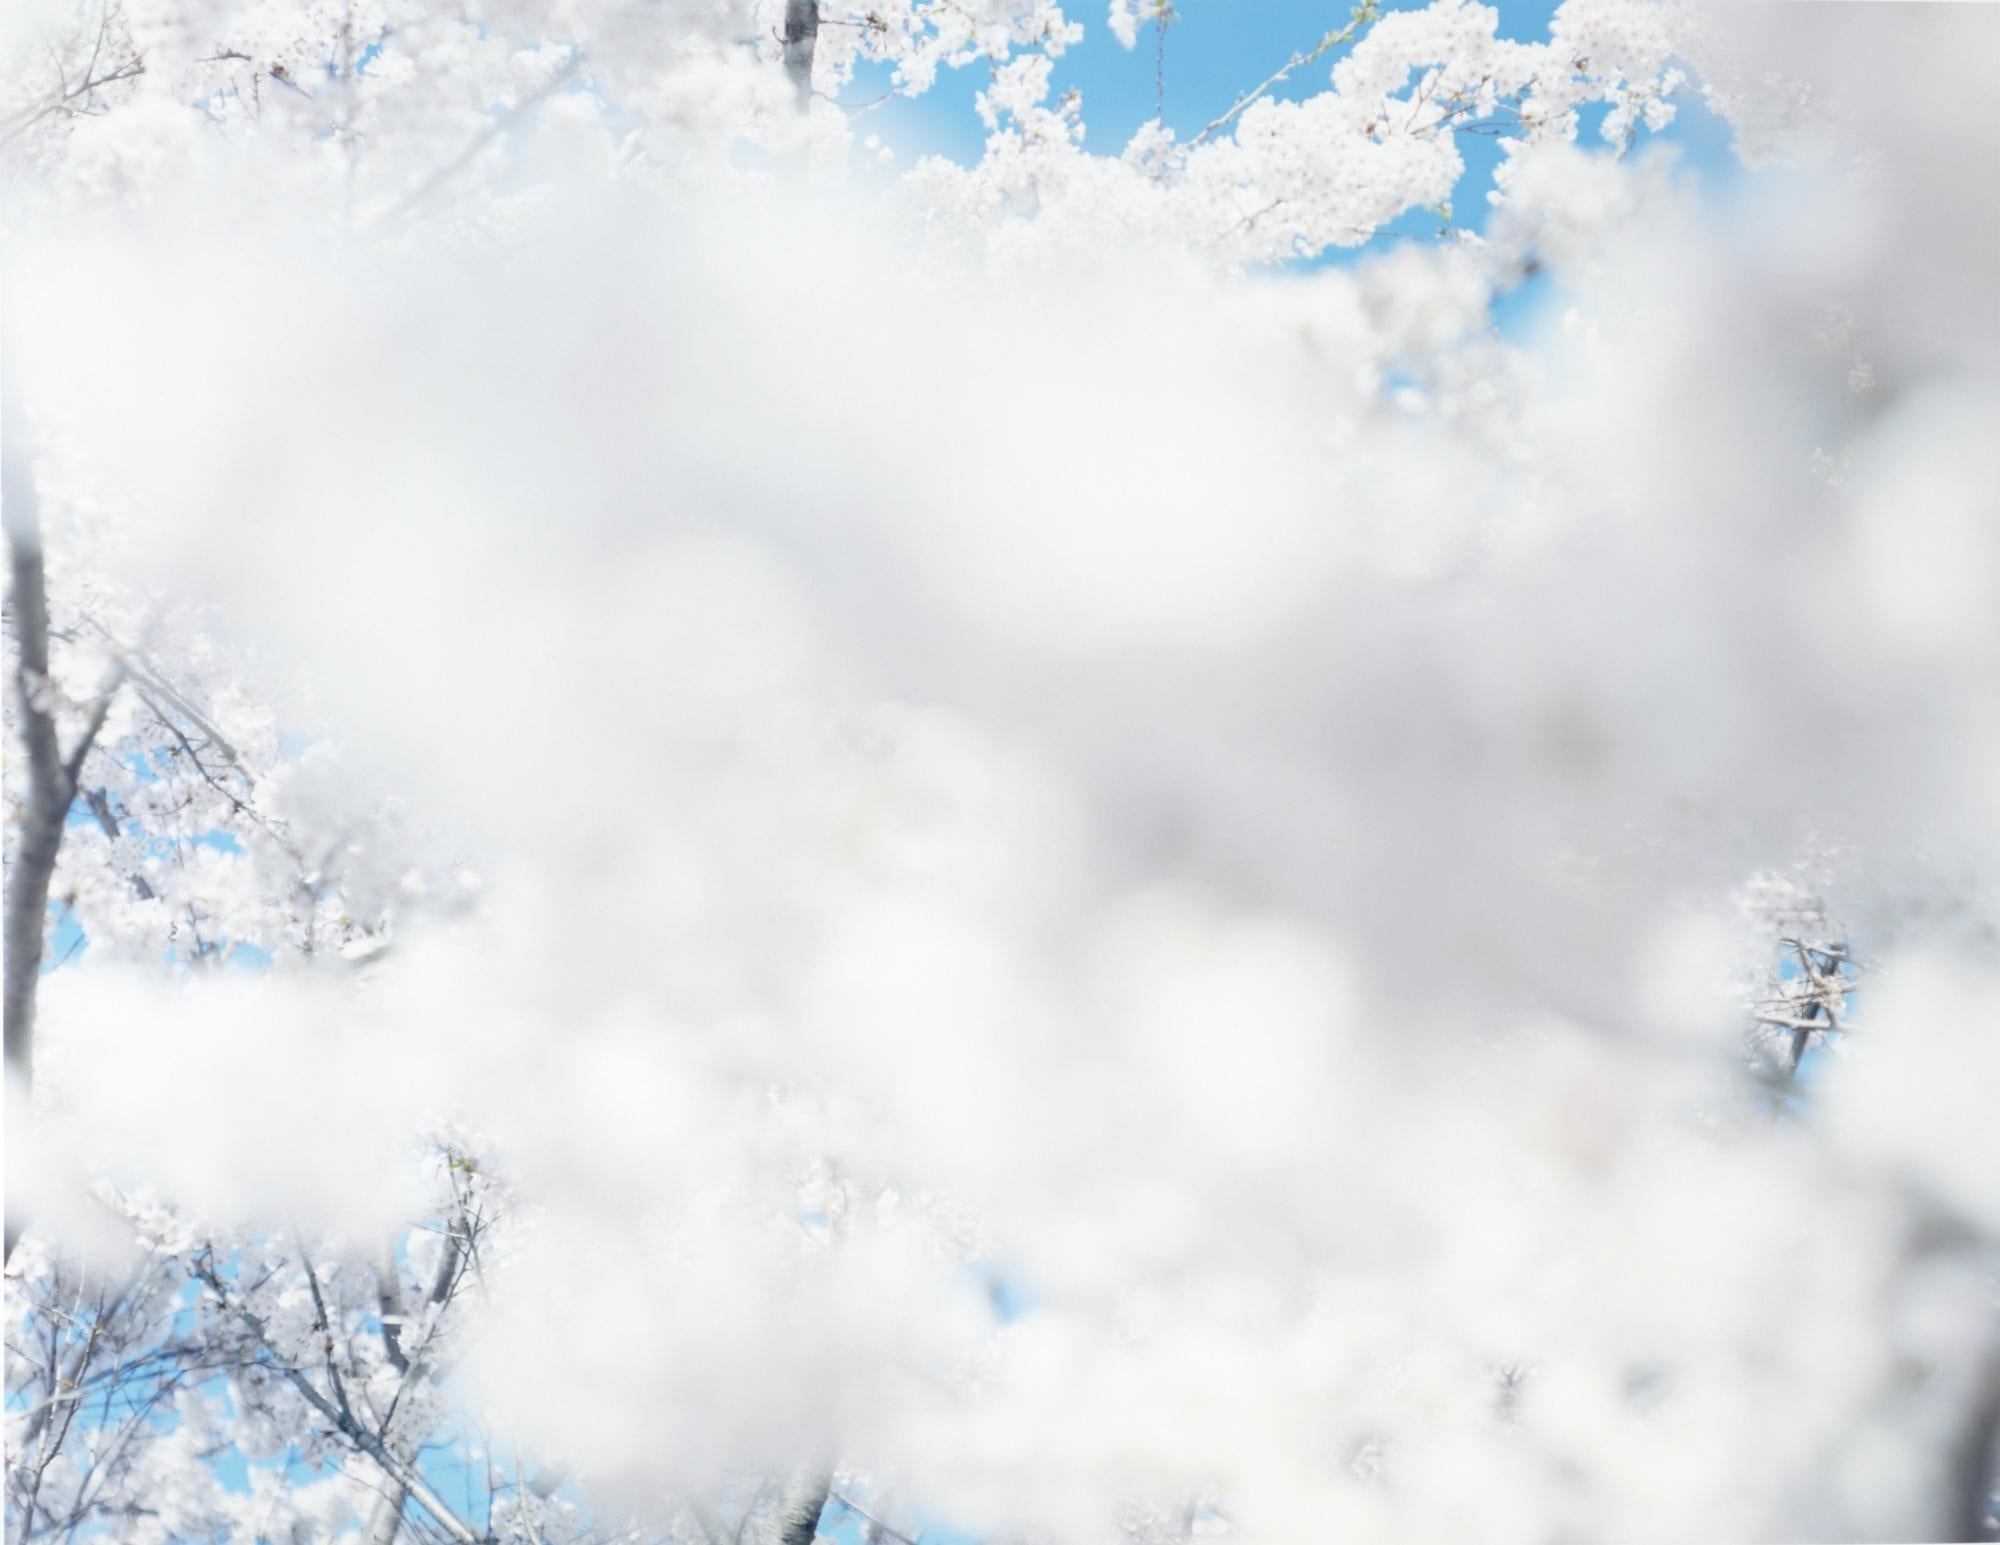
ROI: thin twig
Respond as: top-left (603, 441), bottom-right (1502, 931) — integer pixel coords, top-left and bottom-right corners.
top-left (1186, 1), bottom-right (1378, 149)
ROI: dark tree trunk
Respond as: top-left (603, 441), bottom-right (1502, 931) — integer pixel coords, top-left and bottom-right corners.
top-left (782, 0), bottom-right (819, 110)
top-left (3, 349), bottom-right (69, 1263)
top-left (3, 415), bottom-right (64, 1089)
top-left (3, 338), bottom-right (117, 1264)
top-left (769, 1469), bottom-right (829, 1545)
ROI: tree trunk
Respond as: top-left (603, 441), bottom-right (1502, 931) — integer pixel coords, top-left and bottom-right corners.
top-left (1946, 1347), bottom-right (2000, 1543)
top-left (766, 1468), bottom-right (829, 1545)
top-left (3, 411), bottom-right (62, 1079)
top-left (782, 0), bottom-right (818, 111)
top-left (3, 343), bottom-right (67, 1265)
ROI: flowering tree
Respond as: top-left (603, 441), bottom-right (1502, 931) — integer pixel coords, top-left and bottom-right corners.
top-left (6, 0), bottom-right (2000, 1541)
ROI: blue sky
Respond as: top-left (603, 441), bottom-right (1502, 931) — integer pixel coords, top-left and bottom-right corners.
top-left (854, 0), bottom-right (1576, 168)
top-left (852, 0), bottom-right (1739, 271)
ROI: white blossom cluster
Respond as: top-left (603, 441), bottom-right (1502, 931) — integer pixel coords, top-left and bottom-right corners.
top-left (906, 0), bottom-right (1689, 266)
top-left (795, 0), bottom-right (1083, 97)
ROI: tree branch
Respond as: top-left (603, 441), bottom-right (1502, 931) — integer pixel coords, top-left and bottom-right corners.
top-left (187, 1252), bottom-right (486, 1545)
top-left (190, 1256), bottom-right (488, 1545)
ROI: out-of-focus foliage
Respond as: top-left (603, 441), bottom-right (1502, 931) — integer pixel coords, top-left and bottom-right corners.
top-left (6, 1), bottom-right (2000, 1542)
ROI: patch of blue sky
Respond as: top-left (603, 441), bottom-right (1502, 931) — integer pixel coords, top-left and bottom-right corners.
top-left (965, 1259), bottom-right (1039, 1324)
top-left (204, 1408), bottom-right (330, 1502)
top-left (417, 1420), bottom-right (493, 1529)
top-left (42, 906), bottom-right (87, 972)
top-left (209, 1436), bottom-right (254, 1496)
